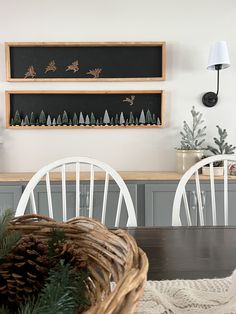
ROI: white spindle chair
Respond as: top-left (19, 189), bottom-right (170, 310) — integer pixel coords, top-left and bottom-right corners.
top-left (15, 157), bottom-right (137, 227)
top-left (172, 154), bottom-right (236, 226)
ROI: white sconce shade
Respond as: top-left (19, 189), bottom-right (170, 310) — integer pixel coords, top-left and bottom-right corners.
top-left (207, 41), bottom-right (230, 70)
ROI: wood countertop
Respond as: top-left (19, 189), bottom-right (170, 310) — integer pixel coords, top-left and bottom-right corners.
top-left (0, 171), bottom-right (235, 182)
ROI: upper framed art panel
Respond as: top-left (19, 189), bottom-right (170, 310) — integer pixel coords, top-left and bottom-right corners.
top-left (5, 42), bottom-right (166, 82)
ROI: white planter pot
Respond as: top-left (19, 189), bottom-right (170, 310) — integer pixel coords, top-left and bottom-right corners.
top-left (176, 150), bottom-right (204, 174)
top-left (202, 166), bottom-right (224, 176)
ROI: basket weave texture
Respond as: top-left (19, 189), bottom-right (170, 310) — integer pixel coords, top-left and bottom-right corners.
top-left (9, 215), bottom-right (148, 314)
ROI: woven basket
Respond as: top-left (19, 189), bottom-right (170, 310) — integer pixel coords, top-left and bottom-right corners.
top-left (9, 215), bottom-right (148, 314)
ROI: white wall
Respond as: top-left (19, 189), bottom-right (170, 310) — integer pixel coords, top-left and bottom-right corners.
top-left (0, 0), bottom-right (236, 172)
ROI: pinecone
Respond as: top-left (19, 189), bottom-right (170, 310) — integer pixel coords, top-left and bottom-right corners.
top-left (54, 240), bottom-right (88, 270)
top-left (0, 235), bottom-right (49, 310)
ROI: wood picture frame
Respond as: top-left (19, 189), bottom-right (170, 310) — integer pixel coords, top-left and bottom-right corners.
top-left (5, 90), bottom-right (165, 129)
top-left (5, 42), bottom-right (166, 82)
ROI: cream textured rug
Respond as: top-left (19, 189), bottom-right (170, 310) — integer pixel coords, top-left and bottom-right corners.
top-left (135, 270), bottom-right (236, 314)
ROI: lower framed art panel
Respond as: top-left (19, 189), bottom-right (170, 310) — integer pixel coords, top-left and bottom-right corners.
top-left (5, 90), bottom-right (165, 129)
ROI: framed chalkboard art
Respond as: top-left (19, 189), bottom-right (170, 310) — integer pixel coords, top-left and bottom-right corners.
top-left (5, 90), bottom-right (165, 129)
top-left (5, 42), bottom-right (166, 81)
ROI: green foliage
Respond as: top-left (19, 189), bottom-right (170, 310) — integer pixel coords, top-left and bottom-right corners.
top-left (30, 112), bottom-right (36, 126)
top-left (0, 306), bottom-right (10, 314)
top-left (152, 114), bottom-right (157, 124)
top-left (10, 118), bottom-right (14, 126)
top-left (14, 110), bottom-right (21, 125)
top-left (24, 115), bottom-right (30, 126)
top-left (179, 106), bottom-right (206, 150)
top-left (62, 111), bottom-right (69, 125)
top-left (129, 112), bottom-right (134, 125)
top-left (0, 209), bottom-right (21, 260)
top-left (115, 114), bottom-right (119, 125)
top-left (72, 113), bottom-right (78, 126)
top-left (135, 117), bottom-right (139, 125)
top-left (56, 115), bottom-right (62, 126)
top-left (48, 229), bottom-right (66, 260)
top-left (103, 110), bottom-right (110, 124)
top-left (146, 109), bottom-right (153, 124)
top-left (18, 261), bottom-right (89, 314)
top-left (39, 111), bottom-right (46, 125)
top-left (139, 110), bottom-right (145, 124)
top-left (79, 112), bottom-right (85, 125)
top-left (110, 117), bottom-right (114, 125)
top-left (90, 112), bottom-right (96, 125)
top-left (207, 125), bottom-right (236, 155)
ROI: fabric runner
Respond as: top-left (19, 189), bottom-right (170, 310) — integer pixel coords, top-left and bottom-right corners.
top-left (135, 270), bottom-right (236, 314)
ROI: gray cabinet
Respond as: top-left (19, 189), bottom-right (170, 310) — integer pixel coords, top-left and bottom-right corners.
top-left (198, 182), bottom-right (236, 225)
top-left (145, 182), bottom-right (197, 226)
top-left (0, 185), bottom-right (22, 214)
top-left (32, 182), bottom-right (138, 227)
top-left (1, 178), bottom-right (236, 227)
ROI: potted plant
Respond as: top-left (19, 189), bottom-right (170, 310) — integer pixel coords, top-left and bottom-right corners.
top-left (202, 125), bottom-right (236, 176)
top-left (176, 106), bottom-right (207, 174)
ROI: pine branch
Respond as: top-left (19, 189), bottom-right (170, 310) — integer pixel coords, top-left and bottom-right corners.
top-left (0, 209), bottom-right (21, 260)
top-left (207, 125), bottom-right (236, 155)
top-left (48, 228), bottom-right (66, 259)
top-left (0, 306), bottom-right (11, 314)
top-left (179, 106), bottom-right (206, 150)
top-left (18, 261), bottom-right (89, 314)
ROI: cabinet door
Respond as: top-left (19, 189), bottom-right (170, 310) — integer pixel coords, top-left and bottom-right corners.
top-left (32, 183), bottom-right (137, 227)
top-left (145, 183), bottom-right (197, 226)
top-left (0, 185), bottom-right (22, 215)
top-left (92, 183), bottom-right (137, 228)
top-left (32, 184), bottom-right (88, 220)
top-left (198, 182), bottom-right (236, 225)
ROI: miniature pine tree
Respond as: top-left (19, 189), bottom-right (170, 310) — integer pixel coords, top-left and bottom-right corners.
top-left (72, 113), bottom-right (78, 126)
top-left (100, 117), bottom-right (103, 125)
top-left (14, 110), bottom-right (21, 125)
top-left (207, 125), bottom-right (236, 155)
top-left (115, 114), bottom-right (119, 125)
top-left (57, 114), bottom-right (62, 125)
top-left (85, 115), bottom-right (90, 125)
top-left (157, 117), bottom-right (161, 125)
top-left (79, 112), bottom-right (85, 125)
top-left (90, 112), bottom-right (96, 125)
top-left (125, 119), bottom-right (129, 126)
top-left (129, 112), bottom-right (134, 125)
top-left (179, 106), bottom-right (206, 150)
top-left (52, 118), bottom-right (56, 126)
top-left (69, 119), bottom-right (72, 125)
top-left (21, 119), bottom-right (24, 126)
top-left (36, 119), bottom-right (39, 126)
top-left (96, 119), bottom-right (100, 126)
top-left (24, 115), bottom-right (30, 126)
top-left (30, 112), bottom-right (36, 126)
top-left (146, 109), bottom-right (153, 124)
top-left (62, 111), bottom-right (69, 125)
top-left (110, 117), bottom-right (114, 125)
top-left (135, 117), bottom-right (139, 125)
top-left (152, 113), bottom-right (157, 124)
top-left (103, 110), bottom-right (110, 125)
top-left (39, 110), bottom-right (46, 125)
top-left (120, 112), bottom-right (125, 125)
top-left (139, 110), bottom-right (146, 124)
top-left (10, 118), bottom-right (14, 126)
top-left (46, 115), bottom-right (52, 126)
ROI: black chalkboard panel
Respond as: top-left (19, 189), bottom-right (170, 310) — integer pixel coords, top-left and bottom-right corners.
top-left (6, 91), bottom-right (164, 128)
top-left (6, 42), bottom-right (165, 81)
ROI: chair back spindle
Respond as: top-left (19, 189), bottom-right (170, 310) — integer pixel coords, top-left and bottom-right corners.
top-left (15, 157), bottom-right (137, 227)
top-left (172, 154), bottom-right (236, 226)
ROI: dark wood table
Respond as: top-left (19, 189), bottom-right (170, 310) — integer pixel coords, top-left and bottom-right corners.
top-left (127, 227), bottom-right (236, 281)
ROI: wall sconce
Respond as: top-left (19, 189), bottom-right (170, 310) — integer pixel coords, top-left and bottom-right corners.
top-left (202, 41), bottom-right (230, 107)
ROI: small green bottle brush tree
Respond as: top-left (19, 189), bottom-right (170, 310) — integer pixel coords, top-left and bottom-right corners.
top-left (11, 109), bottom-right (162, 127)
top-left (0, 209), bottom-right (89, 314)
top-left (178, 106), bottom-right (207, 150)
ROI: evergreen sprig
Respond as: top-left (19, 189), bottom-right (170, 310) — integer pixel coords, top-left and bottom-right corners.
top-left (179, 106), bottom-right (207, 150)
top-left (18, 261), bottom-right (89, 314)
top-left (0, 209), bottom-right (21, 260)
top-left (207, 125), bottom-right (236, 155)
top-left (48, 228), bottom-right (66, 259)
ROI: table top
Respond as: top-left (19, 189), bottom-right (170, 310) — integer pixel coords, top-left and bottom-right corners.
top-left (127, 226), bottom-right (236, 281)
